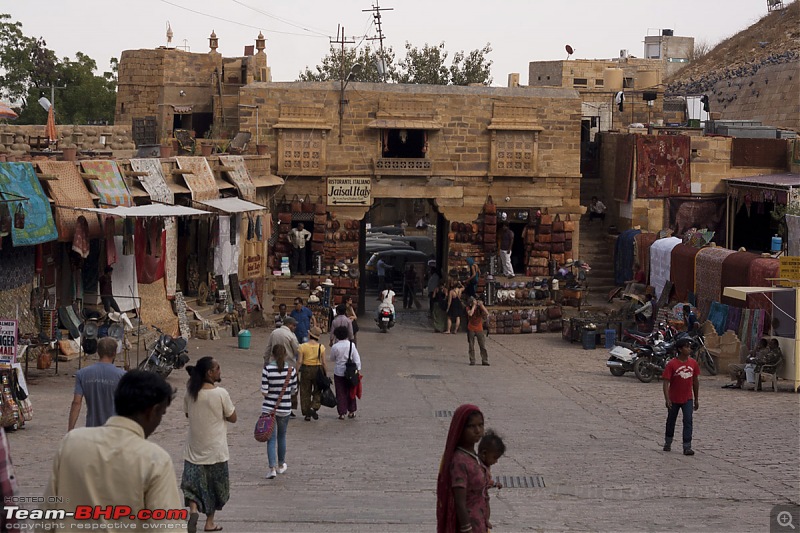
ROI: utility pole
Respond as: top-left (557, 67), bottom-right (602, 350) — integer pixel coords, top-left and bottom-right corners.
top-left (333, 25), bottom-right (356, 144)
top-left (363, 1), bottom-right (393, 82)
top-left (37, 84), bottom-right (67, 112)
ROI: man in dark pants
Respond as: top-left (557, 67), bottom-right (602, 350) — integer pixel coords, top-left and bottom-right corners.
top-left (402, 264), bottom-right (417, 309)
top-left (662, 337), bottom-right (700, 455)
top-left (288, 223), bottom-right (311, 275)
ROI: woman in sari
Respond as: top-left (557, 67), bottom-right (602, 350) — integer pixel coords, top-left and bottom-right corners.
top-left (436, 404), bottom-right (489, 533)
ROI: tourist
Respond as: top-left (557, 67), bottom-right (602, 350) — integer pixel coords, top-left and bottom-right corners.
top-left (446, 281), bottom-right (465, 334)
top-left (662, 338), bottom-right (700, 456)
top-left (345, 295), bottom-right (359, 344)
top-left (68, 337), bottom-right (125, 431)
top-left (261, 345), bottom-right (298, 479)
top-left (436, 404), bottom-right (487, 533)
top-left (298, 327), bottom-right (326, 421)
top-left (427, 267), bottom-right (442, 318)
top-left (466, 297), bottom-right (489, 366)
top-left (45, 371), bottom-right (182, 528)
top-left (377, 257), bottom-right (393, 294)
top-left (182, 357), bottom-right (236, 533)
top-left (290, 297), bottom-right (316, 344)
top-left (464, 257), bottom-right (480, 298)
top-left (403, 263), bottom-right (417, 309)
top-left (330, 304), bottom-right (354, 346)
top-left (328, 325), bottom-right (361, 420)
top-left (265, 316), bottom-right (300, 366)
top-left (432, 282), bottom-right (449, 333)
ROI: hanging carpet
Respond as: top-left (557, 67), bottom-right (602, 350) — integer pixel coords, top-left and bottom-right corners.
top-left (613, 134), bottom-right (635, 202)
top-left (36, 161), bottom-right (102, 242)
top-left (137, 280), bottom-right (179, 337)
top-left (174, 156), bottom-right (219, 201)
top-left (670, 244), bottom-right (700, 303)
top-left (634, 232), bottom-right (658, 285)
top-left (0, 163), bottom-right (58, 246)
top-left (613, 229), bottom-right (640, 286)
top-left (694, 247), bottom-right (735, 321)
top-left (720, 251), bottom-right (759, 307)
top-left (129, 159), bottom-right (174, 204)
top-left (648, 237), bottom-right (681, 301)
top-left (218, 155), bottom-right (257, 202)
top-left (635, 135), bottom-right (691, 198)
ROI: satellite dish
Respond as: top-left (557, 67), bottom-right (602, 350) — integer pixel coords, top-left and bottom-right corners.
top-left (565, 44), bottom-right (574, 59)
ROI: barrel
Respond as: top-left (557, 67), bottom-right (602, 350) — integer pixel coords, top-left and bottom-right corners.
top-left (582, 328), bottom-right (597, 350)
top-left (771, 235), bottom-right (782, 253)
top-left (237, 329), bottom-right (252, 349)
top-left (604, 329), bottom-right (616, 349)
top-left (636, 70), bottom-right (660, 89)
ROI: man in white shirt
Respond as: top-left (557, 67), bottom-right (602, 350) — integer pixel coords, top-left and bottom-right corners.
top-left (45, 370), bottom-right (183, 529)
top-left (377, 287), bottom-right (396, 321)
top-left (589, 196), bottom-right (607, 225)
top-left (288, 223), bottom-right (311, 275)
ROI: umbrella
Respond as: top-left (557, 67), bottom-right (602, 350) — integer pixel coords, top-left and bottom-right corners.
top-left (0, 102), bottom-right (18, 120)
top-left (45, 106), bottom-right (58, 144)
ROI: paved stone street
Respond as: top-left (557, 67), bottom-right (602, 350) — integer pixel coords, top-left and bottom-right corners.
top-left (8, 304), bottom-right (799, 532)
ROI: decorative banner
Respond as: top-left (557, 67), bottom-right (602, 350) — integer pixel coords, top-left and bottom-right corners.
top-left (0, 319), bottom-right (18, 364)
top-left (327, 177), bottom-right (371, 206)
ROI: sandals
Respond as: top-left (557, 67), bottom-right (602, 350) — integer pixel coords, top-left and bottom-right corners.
top-left (338, 415), bottom-right (345, 420)
top-left (347, 412), bottom-right (356, 419)
top-left (188, 513), bottom-right (199, 533)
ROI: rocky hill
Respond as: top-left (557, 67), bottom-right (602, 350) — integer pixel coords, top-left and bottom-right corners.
top-left (666, 1), bottom-right (799, 130)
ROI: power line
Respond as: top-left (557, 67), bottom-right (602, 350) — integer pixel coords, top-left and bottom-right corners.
top-left (229, 0), bottom-right (331, 37)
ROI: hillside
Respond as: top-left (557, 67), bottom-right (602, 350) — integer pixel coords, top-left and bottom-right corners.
top-left (665, 1), bottom-right (799, 130)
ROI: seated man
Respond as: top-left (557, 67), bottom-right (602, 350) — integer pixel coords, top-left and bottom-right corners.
top-left (725, 338), bottom-right (782, 389)
top-left (623, 262), bottom-right (647, 296)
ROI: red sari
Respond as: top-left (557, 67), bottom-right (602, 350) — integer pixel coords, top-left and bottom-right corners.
top-left (436, 404), bottom-right (483, 533)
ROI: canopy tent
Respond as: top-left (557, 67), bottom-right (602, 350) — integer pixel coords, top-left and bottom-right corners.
top-left (75, 204), bottom-right (210, 217)
top-left (194, 197), bottom-right (266, 213)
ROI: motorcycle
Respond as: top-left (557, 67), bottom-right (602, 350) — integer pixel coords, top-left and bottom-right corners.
top-left (689, 330), bottom-right (717, 375)
top-left (375, 305), bottom-right (395, 333)
top-left (633, 337), bottom-right (677, 383)
top-left (607, 323), bottom-right (673, 377)
top-left (137, 325), bottom-right (189, 378)
top-left (606, 345), bottom-right (638, 376)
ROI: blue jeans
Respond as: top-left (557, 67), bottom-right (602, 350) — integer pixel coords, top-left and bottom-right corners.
top-left (266, 414), bottom-right (290, 468)
top-left (664, 400), bottom-right (694, 449)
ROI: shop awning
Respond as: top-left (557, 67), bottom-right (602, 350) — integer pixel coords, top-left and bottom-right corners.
top-left (250, 174), bottom-right (284, 188)
top-left (724, 173), bottom-right (800, 190)
top-left (76, 205), bottom-right (210, 217)
top-left (367, 118), bottom-right (442, 130)
top-left (195, 197), bottom-right (266, 213)
top-left (722, 286), bottom-right (794, 301)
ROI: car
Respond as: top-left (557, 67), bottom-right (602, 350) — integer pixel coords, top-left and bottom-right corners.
top-left (365, 249), bottom-right (430, 291)
top-left (389, 235), bottom-right (435, 257)
top-left (366, 241), bottom-right (414, 254)
top-left (367, 225), bottom-right (405, 236)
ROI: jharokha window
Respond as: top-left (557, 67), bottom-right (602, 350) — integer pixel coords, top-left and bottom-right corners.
top-left (381, 129), bottom-right (428, 158)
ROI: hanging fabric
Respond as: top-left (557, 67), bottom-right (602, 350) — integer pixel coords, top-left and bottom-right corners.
top-left (122, 218), bottom-right (135, 255)
top-left (255, 216), bottom-right (263, 241)
top-left (104, 216), bottom-right (117, 266)
top-left (72, 216), bottom-right (90, 259)
top-left (247, 215), bottom-right (255, 241)
top-left (230, 214), bottom-right (237, 245)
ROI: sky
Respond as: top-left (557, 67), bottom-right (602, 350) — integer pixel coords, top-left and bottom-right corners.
top-left (4, 0), bottom-right (773, 86)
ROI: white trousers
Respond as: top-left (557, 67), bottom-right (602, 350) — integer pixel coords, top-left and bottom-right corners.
top-left (500, 250), bottom-right (514, 276)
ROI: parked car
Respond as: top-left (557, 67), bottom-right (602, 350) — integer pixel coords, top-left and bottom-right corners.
top-left (390, 235), bottom-right (435, 257)
top-left (366, 241), bottom-right (414, 254)
top-left (368, 225), bottom-right (406, 236)
top-left (365, 249), bottom-right (430, 291)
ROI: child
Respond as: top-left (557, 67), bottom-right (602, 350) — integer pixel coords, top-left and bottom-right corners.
top-left (478, 430), bottom-right (506, 531)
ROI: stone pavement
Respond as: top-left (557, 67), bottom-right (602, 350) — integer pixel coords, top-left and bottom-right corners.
top-left (8, 305), bottom-right (799, 532)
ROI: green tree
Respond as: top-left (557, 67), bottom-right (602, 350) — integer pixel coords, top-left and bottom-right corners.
top-left (299, 44), bottom-right (395, 82)
top-left (449, 43), bottom-right (493, 86)
top-left (396, 42), bottom-right (451, 85)
top-left (0, 14), bottom-right (117, 125)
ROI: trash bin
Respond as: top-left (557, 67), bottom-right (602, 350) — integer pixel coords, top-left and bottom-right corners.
top-left (237, 329), bottom-right (252, 350)
top-left (604, 329), bottom-right (616, 349)
top-left (582, 328), bottom-right (597, 350)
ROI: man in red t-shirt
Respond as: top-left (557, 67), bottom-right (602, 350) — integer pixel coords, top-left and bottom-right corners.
top-left (662, 338), bottom-right (700, 455)
top-left (466, 297), bottom-right (489, 366)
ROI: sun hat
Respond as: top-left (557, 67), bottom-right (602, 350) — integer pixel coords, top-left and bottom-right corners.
top-left (309, 326), bottom-right (322, 340)
top-left (322, 278), bottom-right (335, 287)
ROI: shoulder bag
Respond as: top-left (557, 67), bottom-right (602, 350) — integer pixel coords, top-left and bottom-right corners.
top-left (254, 368), bottom-right (292, 442)
top-left (344, 341), bottom-right (360, 388)
top-left (315, 345), bottom-right (331, 389)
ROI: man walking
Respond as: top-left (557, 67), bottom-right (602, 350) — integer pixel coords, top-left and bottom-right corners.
top-left (288, 223), bottom-right (311, 275)
top-left (265, 316), bottom-right (300, 366)
top-left (376, 257), bottom-right (393, 295)
top-left (45, 371), bottom-right (182, 528)
top-left (290, 297), bottom-right (316, 344)
top-left (499, 223), bottom-right (515, 278)
top-left (466, 297), bottom-right (489, 366)
top-left (182, 357), bottom-right (236, 533)
top-left (402, 263), bottom-right (417, 309)
top-left (68, 337), bottom-right (125, 431)
top-left (662, 337), bottom-right (700, 455)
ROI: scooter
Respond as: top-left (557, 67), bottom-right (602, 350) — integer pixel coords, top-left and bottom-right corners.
top-left (606, 345), bottom-right (638, 376)
top-left (137, 325), bottom-right (189, 378)
top-left (376, 305), bottom-right (395, 333)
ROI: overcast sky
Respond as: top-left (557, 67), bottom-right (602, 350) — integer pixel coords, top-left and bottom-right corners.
top-left (5, 0), bottom-right (773, 85)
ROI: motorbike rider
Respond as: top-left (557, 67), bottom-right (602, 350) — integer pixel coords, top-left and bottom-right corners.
top-left (376, 286), bottom-right (396, 323)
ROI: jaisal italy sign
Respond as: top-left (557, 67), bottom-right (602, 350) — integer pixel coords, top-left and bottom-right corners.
top-left (327, 177), bottom-right (371, 206)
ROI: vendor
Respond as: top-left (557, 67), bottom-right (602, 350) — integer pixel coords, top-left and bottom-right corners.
top-left (634, 293), bottom-right (656, 327)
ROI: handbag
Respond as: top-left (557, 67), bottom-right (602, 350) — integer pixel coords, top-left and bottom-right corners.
top-left (344, 341), bottom-right (359, 388)
top-left (315, 346), bottom-right (331, 389)
top-left (320, 385), bottom-right (337, 408)
top-left (254, 369), bottom-right (292, 442)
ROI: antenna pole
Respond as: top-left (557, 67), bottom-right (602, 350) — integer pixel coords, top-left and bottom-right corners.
top-left (364, 1), bottom-right (393, 82)
top-left (333, 25), bottom-right (356, 144)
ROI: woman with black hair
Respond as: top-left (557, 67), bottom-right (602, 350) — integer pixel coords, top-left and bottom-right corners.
top-left (182, 357), bottom-right (237, 533)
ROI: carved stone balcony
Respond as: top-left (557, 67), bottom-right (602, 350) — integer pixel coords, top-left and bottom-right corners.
top-left (373, 158), bottom-right (432, 180)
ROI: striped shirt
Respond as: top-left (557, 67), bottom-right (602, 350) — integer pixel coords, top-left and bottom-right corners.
top-left (261, 364), bottom-right (298, 416)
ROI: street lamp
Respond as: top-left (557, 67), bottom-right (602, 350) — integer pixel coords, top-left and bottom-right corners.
top-left (338, 64), bottom-right (363, 144)
top-left (238, 104), bottom-right (259, 145)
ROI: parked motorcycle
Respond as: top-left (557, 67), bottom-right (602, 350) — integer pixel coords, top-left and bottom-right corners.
top-left (137, 325), bottom-right (189, 378)
top-left (633, 337), bottom-right (677, 383)
top-left (376, 306), bottom-right (395, 333)
top-left (607, 323), bottom-right (674, 377)
top-left (606, 345), bottom-right (638, 376)
top-left (689, 330), bottom-right (717, 375)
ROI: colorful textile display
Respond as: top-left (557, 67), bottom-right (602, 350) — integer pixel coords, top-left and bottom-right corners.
top-left (670, 244), bottom-right (700, 302)
top-left (614, 229), bottom-right (641, 286)
top-left (239, 279), bottom-right (261, 312)
top-left (135, 219), bottom-right (165, 284)
top-left (129, 159), bottom-right (174, 204)
top-left (613, 134), bottom-right (635, 202)
top-left (218, 155), bottom-right (257, 202)
top-left (137, 280), bottom-right (179, 337)
top-left (707, 302), bottom-right (730, 335)
top-left (213, 215), bottom-right (240, 280)
top-left (694, 247), bottom-right (735, 321)
top-left (164, 219), bottom-right (177, 297)
top-left (667, 196), bottom-right (727, 245)
top-left (174, 157), bottom-right (218, 201)
top-left (746, 257), bottom-right (780, 314)
top-left (635, 134), bottom-right (691, 198)
top-left (720, 251), bottom-right (759, 307)
top-left (111, 235), bottom-right (139, 313)
top-left (80, 160), bottom-right (133, 206)
top-left (649, 237), bottom-right (681, 300)
top-left (0, 163), bottom-right (58, 246)
top-left (36, 161), bottom-right (101, 241)
top-left (634, 232), bottom-right (658, 284)
top-left (726, 306), bottom-right (743, 334)
top-left (739, 308), bottom-right (766, 351)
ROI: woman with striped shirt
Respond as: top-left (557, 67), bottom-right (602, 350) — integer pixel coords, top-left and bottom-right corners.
top-left (261, 345), bottom-right (298, 479)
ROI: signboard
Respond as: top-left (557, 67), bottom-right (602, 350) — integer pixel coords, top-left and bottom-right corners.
top-left (327, 177), bottom-right (371, 206)
top-left (0, 320), bottom-right (18, 364)
top-left (779, 256), bottom-right (800, 288)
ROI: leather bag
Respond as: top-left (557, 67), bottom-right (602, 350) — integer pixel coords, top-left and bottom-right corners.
top-left (302, 193), bottom-right (314, 213)
top-left (290, 194), bottom-right (302, 213)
